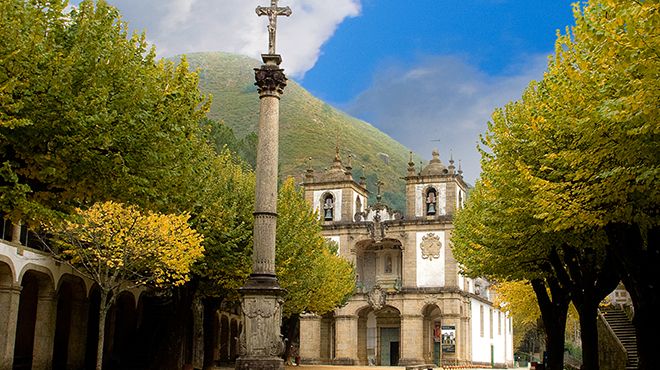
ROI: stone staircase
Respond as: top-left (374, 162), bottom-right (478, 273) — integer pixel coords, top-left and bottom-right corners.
top-left (600, 306), bottom-right (638, 369)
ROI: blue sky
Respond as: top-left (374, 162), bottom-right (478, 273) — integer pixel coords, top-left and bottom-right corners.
top-left (302, 1), bottom-right (576, 105)
top-left (70, 0), bottom-right (579, 183)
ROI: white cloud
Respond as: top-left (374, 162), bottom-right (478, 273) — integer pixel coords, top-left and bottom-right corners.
top-left (106, 0), bottom-right (361, 77)
top-left (345, 54), bottom-right (550, 184)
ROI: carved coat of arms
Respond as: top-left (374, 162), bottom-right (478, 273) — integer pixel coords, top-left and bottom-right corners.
top-left (420, 233), bottom-right (442, 260)
top-left (367, 285), bottom-right (386, 311)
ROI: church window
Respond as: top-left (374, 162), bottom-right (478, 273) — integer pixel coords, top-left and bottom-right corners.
top-left (384, 254), bottom-right (393, 274)
top-left (322, 193), bottom-right (334, 221)
top-left (458, 191), bottom-right (463, 210)
top-left (426, 188), bottom-right (437, 215)
top-left (480, 305), bottom-right (484, 337)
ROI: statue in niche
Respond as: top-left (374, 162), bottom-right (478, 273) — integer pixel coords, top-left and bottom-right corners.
top-left (323, 194), bottom-right (334, 221)
top-left (426, 188), bottom-right (437, 215)
top-left (384, 254), bottom-right (393, 273)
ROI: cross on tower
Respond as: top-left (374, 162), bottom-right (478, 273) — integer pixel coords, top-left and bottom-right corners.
top-left (256, 0), bottom-right (292, 55)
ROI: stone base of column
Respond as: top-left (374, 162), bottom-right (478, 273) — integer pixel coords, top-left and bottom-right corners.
top-left (398, 357), bottom-right (426, 366)
top-left (299, 357), bottom-right (322, 365)
top-left (235, 357), bottom-right (284, 370)
top-left (235, 274), bottom-right (286, 370)
top-left (332, 358), bottom-right (356, 365)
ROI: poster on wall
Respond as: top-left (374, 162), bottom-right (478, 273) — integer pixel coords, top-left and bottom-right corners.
top-left (441, 325), bottom-right (456, 353)
top-left (433, 323), bottom-right (442, 342)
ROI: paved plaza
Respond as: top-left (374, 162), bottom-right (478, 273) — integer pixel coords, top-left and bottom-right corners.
top-left (215, 366), bottom-right (526, 370)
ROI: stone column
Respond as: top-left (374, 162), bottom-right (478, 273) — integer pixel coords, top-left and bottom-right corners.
top-left (67, 299), bottom-right (89, 369)
top-left (32, 292), bottom-right (57, 370)
top-left (235, 54), bottom-right (288, 370)
top-left (333, 315), bottom-right (358, 365)
top-left (298, 313), bottom-right (321, 364)
top-left (0, 284), bottom-right (21, 370)
top-left (399, 314), bottom-right (424, 365)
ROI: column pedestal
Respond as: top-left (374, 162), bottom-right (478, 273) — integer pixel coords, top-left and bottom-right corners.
top-left (235, 275), bottom-right (285, 370)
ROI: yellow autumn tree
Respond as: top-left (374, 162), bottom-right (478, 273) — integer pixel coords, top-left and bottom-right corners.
top-left (49, 201), bottom-right (204, 370)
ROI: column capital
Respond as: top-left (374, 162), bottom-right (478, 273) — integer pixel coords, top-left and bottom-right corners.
top-left (0, 284), bottom-right (22, 294)
top-left (254, 63), bottom-right (287, 98)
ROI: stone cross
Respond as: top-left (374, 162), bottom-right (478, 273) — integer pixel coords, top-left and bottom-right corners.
top-left (256, 0), bottom-right (292, 55)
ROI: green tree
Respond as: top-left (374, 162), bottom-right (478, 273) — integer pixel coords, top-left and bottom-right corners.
top-left (0, 0), bottom-right (211, 223)
top-left (454, 2), bottom-right (658, 367)
top-left (512, 2), bottom-right (659, 367)
top-left (276, 178), bottom-right (355, 317)
top-left (48, 201), bottom-right (204, 370)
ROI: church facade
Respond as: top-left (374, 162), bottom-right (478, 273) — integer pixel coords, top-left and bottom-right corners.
top-left (299, 150), bottom-right (514, 367)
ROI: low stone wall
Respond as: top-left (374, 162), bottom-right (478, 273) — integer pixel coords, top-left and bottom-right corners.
top-left (597, 314), bottom-right (626, 370)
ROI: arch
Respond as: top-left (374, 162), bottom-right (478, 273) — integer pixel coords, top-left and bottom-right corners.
top-left (320, 311), bottom-right (336, 362)
top-left (424, 186), bottom-right (438, 215)
top-left (0, 256), bottom-right (16, 285)
top-left (0, 259), bottom-right (16, 288)
top-left (356, 305), bottom-right (401, 366)
top-left (230, 319), bottom-right (239, 360)
top-left (17, 263), bottom-right (55, 292)
top-left (422, 303), bottom-right (443, 365)
top-left (354, 238), bottom-right (404, 293)
top-left (219, 314), bottom-right (230, 364)
top-left (321, 192), bottom-right (335, 221)
top-left (13, 269), bottom-right (56, 369)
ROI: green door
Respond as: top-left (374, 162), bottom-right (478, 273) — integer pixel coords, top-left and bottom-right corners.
top-left (380, 328), bottom-right (400, 365)
top-left (491, 345), bottom-right (495, 367)
top-left (433, 342), bottom-right (441, 365)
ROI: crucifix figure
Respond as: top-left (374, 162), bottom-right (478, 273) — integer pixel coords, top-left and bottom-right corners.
top-left (256, 0), bottom-right (292, 55)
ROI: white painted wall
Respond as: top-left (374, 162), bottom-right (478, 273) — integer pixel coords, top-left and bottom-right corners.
top-left (414, 183), bottom-right (447, 217)
top-left (470, 298), bottom-right (514, 365)
top-left (313, 189), bottom-right (342, 221)
top-left (415, 231), bottom-right (445, 287)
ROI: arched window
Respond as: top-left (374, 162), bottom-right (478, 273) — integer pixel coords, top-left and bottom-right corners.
top-left (322, 193), bottom-right (334, 221)
top-left (426, 188), bottom-right (437, 215)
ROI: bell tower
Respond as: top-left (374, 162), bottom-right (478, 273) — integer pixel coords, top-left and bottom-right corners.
top-left (404, 150), bottom-right (468, 219)
top-left (302, 149), bottom-right (368, 223)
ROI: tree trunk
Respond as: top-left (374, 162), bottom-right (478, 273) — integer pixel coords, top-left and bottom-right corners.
top-left (606, 223), bottom-right (660, 370)
top-left (577, 302), bottom-right (599, 370)
top-left (531, 278), bottom-right (569, 370)
top-left (192, 294), bottom-right (204, 369)
top-left (203, 298), bottom-right (221, 367)
top-left (96, 290), bottom-right (109, 370)
top-left (556, 245), bottom-right (620, 370)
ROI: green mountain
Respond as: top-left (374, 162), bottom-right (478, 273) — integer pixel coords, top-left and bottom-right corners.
top-left (185, 52), bottom-right (417, 211)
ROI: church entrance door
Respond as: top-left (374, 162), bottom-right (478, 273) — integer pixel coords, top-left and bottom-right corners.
top-left (380, 327), bottom-right (400, 365)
